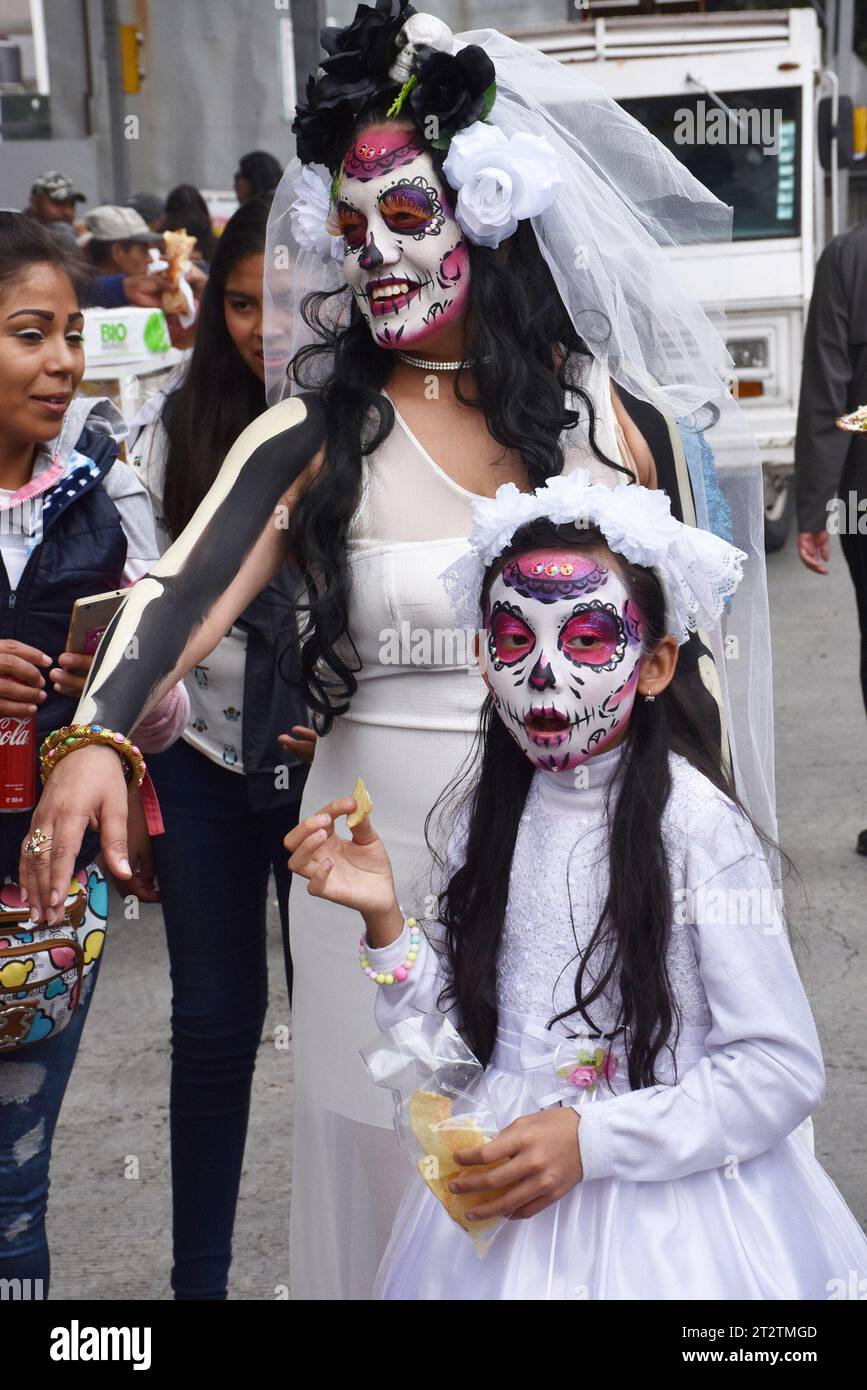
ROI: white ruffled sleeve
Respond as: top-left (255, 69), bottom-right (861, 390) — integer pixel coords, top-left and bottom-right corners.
top-left (577, 798), bottom-right (826, 1184)
top-left (367, 921), bottom-right (446, 1032)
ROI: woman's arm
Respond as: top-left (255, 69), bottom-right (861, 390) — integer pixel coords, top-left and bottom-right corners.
top-left (21, 393), bottom-right (325, 921)
top-left (576, 803), bottom-right (825, 1183)
top-left (611, 383), bottom-right (656, 487)
top-left (77, 394), bottom-right (323, 734)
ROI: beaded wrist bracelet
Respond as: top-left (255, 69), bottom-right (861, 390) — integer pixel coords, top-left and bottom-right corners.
top-left (359, 916), bottom-right (421, 985)
top-left (40, 724), bottom-right (147, 789)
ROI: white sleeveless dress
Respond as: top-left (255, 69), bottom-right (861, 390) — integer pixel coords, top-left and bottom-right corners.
top-left (288, 359), bottom-right (633, 1299)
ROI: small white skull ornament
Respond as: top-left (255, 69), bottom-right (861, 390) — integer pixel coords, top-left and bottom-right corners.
top-left (389, 14), bottom-right (454, 85)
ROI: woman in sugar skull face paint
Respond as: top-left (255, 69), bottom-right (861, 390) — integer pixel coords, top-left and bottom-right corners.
top-left (20, 4), bottom-right (775, 1299)
top-left (274, 15), bottom-right (667, 1299)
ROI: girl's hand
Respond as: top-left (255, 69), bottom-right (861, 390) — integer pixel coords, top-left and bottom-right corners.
top-left (284, 797), bottom-right (398, 926)
top-left (449, 1109), bottom-right (584, 1222)
top-left (0, 639), bottom-right (51, 715)
top-left (49, 650), bottom-right (93, 699)
top-left (19, 744), bottom-right (132, 925)
top-left (278, 725), bottom-right (318, 765)
top-left (105, 785), bottom-right (160, 904)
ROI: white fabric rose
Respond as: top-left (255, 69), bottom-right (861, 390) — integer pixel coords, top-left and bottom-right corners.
top-left (289, 167), bottom-right (343, 262)
top-left (443, 123), bottom-right (563, 250)
top-left (439, 469), bottom-right (747, 643)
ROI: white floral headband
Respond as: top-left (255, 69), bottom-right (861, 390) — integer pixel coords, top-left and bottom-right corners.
top-left (439, 470), bottom-right (747, 645)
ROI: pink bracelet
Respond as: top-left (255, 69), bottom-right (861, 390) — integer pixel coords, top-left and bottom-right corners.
top-left (359, 917), bottom-right (421, 985)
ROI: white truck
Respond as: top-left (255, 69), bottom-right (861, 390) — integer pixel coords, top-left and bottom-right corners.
top-left (510, 7), bottom-right (847, 549)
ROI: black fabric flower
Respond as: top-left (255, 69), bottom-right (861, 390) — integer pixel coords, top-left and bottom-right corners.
top-left (292, 73), bottom-right (375, 171)
top-left (320, 0), bottom-right (415, 85)
top-left (409, 46), bottom-right (496, 142)
top-left (293, 0), bottom-right (414, 169)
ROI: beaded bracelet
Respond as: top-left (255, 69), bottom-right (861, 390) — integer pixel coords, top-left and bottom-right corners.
top-left (359, 916), bottom-right (421, 985)
top-left (40, 724), bottom-right (147, 789)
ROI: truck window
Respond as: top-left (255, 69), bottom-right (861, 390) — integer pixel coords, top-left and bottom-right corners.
top-left (618, 87), bottom-right (800, 241)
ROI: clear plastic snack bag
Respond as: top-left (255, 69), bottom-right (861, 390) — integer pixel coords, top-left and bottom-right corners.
top-left (361, 1013), bottom-right (517, 1256)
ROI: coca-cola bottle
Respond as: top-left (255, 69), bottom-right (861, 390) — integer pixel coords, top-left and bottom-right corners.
top-left (0, 713), bottom-right (37, 812)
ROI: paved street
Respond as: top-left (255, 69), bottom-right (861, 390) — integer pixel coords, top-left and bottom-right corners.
top-left (48, 528), bottom-right (867, 1300)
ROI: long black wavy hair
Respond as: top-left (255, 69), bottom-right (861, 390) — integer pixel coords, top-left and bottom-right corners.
top-left (161, 194), bottom-right (271, 539)
top-left (285, 106), bottom-right (630, 731)
top-left (427, 517), bottom-right (780, 1089)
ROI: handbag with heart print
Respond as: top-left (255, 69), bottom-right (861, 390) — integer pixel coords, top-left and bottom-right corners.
top-left (0, 881), bottom-right (99, 1050)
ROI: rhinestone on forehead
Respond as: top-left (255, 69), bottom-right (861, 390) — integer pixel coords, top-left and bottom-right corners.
top-left (356, 139), bottom-right (389, 160)
top-left (530, 561), bottom-right (575, 577)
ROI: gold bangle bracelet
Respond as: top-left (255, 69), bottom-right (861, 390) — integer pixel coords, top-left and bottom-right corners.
top-left (39, 724), bottom-right (146, 788)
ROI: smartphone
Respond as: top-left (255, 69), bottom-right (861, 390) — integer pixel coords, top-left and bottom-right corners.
top-left (66, 588), bottom-right (128, 656)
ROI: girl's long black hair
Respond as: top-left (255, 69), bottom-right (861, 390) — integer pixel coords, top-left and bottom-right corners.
top-left (284, 106), bottom-right (629, 731)
top-left (427, 518), bottom-right (780, 1089)
top-left (161, 194), bottom-right (271, 539)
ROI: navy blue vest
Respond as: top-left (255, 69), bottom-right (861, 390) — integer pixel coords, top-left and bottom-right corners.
top-left (0, 426), bottom-right (127, 879)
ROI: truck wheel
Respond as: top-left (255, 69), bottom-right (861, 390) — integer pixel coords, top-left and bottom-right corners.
top-left (764, 475), bottom-right (795, 553)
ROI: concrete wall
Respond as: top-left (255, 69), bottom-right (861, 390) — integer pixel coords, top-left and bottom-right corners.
top-left (0, 135), bottom-right (101, 210)
top-left (1, 0), bottom-right (326, 206)
top-left (115, 0), bottom-right (311, 199)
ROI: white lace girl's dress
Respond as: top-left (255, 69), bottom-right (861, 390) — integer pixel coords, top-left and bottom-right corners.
top-left (289, 359), bottom-right (633, 1299)
top-left (367, 746), bottom-right (867, 1300)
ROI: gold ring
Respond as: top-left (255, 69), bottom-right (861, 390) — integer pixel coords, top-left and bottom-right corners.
top-left (23, 829), bottom-right (53, 858)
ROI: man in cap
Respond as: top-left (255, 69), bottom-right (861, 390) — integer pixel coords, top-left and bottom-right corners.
top-left (82, 204), bottom-right (163, 277)
top-left (26, 171), bottom-right (86, 226)
top-left (79, 205), bottom-right (206, 315)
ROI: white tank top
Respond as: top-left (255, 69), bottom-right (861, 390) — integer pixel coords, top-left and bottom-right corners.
top-left (338, 355), bottom-right (636, 732)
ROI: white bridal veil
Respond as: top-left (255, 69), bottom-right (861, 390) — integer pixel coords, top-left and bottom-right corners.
top-left (264, 28), bottom-right (776, 837)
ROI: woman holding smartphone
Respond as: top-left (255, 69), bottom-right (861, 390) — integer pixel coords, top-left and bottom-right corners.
top-left (0, 211), bottom-right (185, 1292)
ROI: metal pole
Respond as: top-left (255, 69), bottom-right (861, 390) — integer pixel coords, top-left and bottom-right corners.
top-left (28, 0), bottom-right (50, 95)
top-left (834, 0), bottom-right (853, 227)
top-left (292, 0), bottom-right (324, 97)
top-left (102, 0), bottom-right (130, 201)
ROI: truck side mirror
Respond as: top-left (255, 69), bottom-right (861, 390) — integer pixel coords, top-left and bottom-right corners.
top-left (817, 95), bottom-right (855, 171)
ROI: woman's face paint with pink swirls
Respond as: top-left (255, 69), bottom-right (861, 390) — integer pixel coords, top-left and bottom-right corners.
top-left (480, 548), bottom-right (646, 771)
top-left (333, 125), bottom-right (470, 350)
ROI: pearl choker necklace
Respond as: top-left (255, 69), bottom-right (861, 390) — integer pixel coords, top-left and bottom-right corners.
top-left (397, 350), bottom-right (491, 372)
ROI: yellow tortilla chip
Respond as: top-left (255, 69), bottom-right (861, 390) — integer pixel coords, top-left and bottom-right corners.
top-left (409, 1089), bottom-right (518, 1241)
top-left (409, 1090), bottom-right (455, 1168)
top-left (346, 776), bottom-right (373, 829)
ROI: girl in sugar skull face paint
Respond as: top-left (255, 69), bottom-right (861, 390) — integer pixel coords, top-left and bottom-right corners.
top-left (480, 541), bottom-right (647, 770)
top-left (288, 476), bottom-right (867, 1301)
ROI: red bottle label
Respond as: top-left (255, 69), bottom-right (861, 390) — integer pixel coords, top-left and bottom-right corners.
top-left (0, 714), bottom-right (37, 812)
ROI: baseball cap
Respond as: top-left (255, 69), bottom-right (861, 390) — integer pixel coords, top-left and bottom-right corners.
top-left (83, 205), bottom-right (163, 243)
top-left (31, 171), bottom-right (86, 203)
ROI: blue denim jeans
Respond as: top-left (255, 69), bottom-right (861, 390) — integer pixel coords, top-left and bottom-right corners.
top-left (146, 737), bottom-right (300, 1301)
top-left (0, 869), bottom-right (105, 1297)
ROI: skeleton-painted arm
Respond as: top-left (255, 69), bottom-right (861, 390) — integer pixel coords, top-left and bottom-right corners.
top-left (74, 394), bottom-right (325, 736)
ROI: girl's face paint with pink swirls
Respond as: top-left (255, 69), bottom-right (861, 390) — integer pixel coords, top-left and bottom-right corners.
top-left (480, 548), bottom-right (646, 772)
top-left (334, 125), bottom-right (470, 350)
